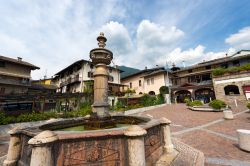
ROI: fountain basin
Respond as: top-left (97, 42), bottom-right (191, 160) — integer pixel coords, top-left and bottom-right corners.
top-left (6, 116), bottom-right (172, 166)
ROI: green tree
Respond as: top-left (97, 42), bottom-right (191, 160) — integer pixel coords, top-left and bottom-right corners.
top-left (159, 86), bottom-right (169, 94)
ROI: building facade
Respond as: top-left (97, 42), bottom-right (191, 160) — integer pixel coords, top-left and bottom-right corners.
top-left (213, 71), bottom-right (250, 104)
top-left (121, 67), bottom-right (171, 95)
top-left (171, 50), bottom-right (250, 103)
top-left (0, 56), bottom-right (39, 94)
top-left (53, 59), bottom-right (125, 95)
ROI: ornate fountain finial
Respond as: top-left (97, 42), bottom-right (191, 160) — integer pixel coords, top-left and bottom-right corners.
top-left (97, 32), bottom-right (107, 48)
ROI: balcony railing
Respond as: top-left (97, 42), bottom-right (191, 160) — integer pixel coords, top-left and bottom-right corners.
top-left (0, 78), bottom-right (31, 86)
top-left (172, 80), bottom-right (212, 88)
top-left (59, 76), bottom-right (80, 87)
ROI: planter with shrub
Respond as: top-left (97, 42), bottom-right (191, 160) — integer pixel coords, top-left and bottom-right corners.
top-left (209, 99), bottom-right (226, 110)
top-left (246, 103), bottom-right (250, 110)
top-left (188, 99), bottom-right (227, 112)
top-left (186, 100), bottom-right (203, 107)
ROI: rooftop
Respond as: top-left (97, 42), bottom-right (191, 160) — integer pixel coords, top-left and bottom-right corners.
top-left (172, 50), bottom-right (250, 73)
top-left (54, 59), bottom-right (123, 76)
top-left (121, 67), bottom-right (166, 80)
top-left (0, 55), bottom-right (40, 70)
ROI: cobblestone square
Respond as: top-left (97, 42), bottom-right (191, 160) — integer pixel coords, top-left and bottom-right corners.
top-left (139, 103), bottom-right (250, 165)
top-left (1, 103), bottom-right (250, 165)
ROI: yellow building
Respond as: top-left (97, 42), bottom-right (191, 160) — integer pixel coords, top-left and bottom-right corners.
top-left (32, 78), bottom-right (53, 85)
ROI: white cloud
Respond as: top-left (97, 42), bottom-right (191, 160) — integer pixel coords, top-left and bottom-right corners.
top-left (225, 26), bottom-right (250, 49)
top-left (98, 20), bottom-right (185, 68)
top-left (137, 20), bottom-right (184, 50)
top-left (100, 21), bottom-right (133, 64)
top-left (0, 33), bottom-right (30, 57)
top-left (166, 45), bottom-right (236, 67)
top-left (0, 1), bottom-right (244, 80)
top-left (0, 0), bottom-right (126, 79)
top-left (134, 20), bottom-right (184, 67)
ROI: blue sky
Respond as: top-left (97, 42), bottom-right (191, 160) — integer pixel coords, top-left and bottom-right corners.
top-left (0, 0), bottom-right (250, 79)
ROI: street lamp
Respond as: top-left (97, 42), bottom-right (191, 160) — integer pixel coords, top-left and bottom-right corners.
top-left (165, 60), bottom-right (172, 104)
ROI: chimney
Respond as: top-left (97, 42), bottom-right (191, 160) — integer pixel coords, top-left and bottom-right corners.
top-left (17, 57), bottom-right (22, 61)
top-left (145, 66), bottom-right (147, 70)
top-left (182, 60), bottom-right (186, 68)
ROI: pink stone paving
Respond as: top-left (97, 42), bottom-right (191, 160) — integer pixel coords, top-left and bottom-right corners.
top-left (140, 104), bottom-right (224, 128)
top-left (138, 103), bottom-right (250, 165)
top-left (175, 130), bottom-right (250, 162)
top-left (207, 112), bottom-right (250, 137)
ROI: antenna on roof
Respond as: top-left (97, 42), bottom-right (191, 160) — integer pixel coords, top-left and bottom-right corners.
top-left (44, 69), bottom-right (47, 79)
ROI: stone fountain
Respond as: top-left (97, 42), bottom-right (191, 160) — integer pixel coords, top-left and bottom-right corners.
top-left (3, 33), bottom-right (204, 166)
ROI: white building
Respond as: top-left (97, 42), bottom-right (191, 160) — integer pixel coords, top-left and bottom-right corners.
top-left (53, 59), bottom-right (125, 95)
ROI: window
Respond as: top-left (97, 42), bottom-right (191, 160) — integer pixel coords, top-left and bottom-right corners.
top-left (88, 72), bottom-right (93, 78)
top-left (232, 60), bottom-right (240, 66)
top-left (0, 61), bottom-right (5, 67)
top-left (205, 65), bottom-right (211, 70)
top-left (109, 86), bottom-right (113, 91)
top-left (224, 85), bottom-right (240, 95)
top-left (147, 79), bottom-right (150, 85)
top-left (188, 69), bottom-right (192, 73)
top-left (0, 87), bottom-right (5, 94)
top-left (173, 79), bottom-right (178, 85)
top-left (129, 82), bottom-right (132, 88)
top-left (139, 80), bottom-right (142, 86)
top-left (149, 91), bottom-right (155, 95)
top-left (151, 78), bottom-right (154, 84)
top-left (221, 63), bottom-right (228, 68)
top-left (109, 68), bottom-right (112, 73)
top-left (201, 74), bottom-right (211, 81)
top-left (108, 76), bottom-right (114, 82)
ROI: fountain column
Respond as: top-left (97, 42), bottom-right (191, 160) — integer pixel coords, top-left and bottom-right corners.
top-left (160, 118), bottom-right (174, 153)
top-left (3, 128), bottom-right (22, 166)
top-left (125, 125), bottom-right (147, 166)
top-left (28, 130), bottom-right (58, 166)
top-left (90, 33), bottom-right (113, 117)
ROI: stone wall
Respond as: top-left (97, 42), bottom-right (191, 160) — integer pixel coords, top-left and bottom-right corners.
top-left (213, 72), bottom-right (250, 104)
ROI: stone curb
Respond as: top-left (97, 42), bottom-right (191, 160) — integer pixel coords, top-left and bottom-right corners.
top-left (172, 138), bottom-right (205, 166)
top-left (0, 120), bottom-right (46, 136)
top-left (0, 118), bottom-right (65, 136)
top-left (124, 103), bottom-right (166, 115)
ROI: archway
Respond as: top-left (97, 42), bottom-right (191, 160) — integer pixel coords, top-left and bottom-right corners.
top-left (195, 88), bottom-right (215, 103)
top-left (224, 85), bottom-right (240, 95)
top-left (148, 91), bottom-right (155, 95)
top-left (175, 90), bottom-right (191, 103)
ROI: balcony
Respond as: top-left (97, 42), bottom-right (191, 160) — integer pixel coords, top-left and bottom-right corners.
top-left (59, 76), bottom-right (80, 87)
top-left (0, 78), bottom-right (31, 86)
top-left (171, 80), bottom-right (212, 88)
top-left (195, 80), bottom-right (212, 86)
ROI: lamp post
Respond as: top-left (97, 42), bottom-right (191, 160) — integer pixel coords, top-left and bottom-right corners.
top-left (165, 61), bottom-right (172, 104)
